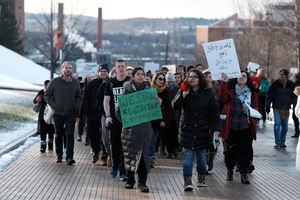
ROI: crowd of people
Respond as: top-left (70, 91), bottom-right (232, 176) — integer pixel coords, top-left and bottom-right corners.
top-left (33, 60), bottom-right (300, 192)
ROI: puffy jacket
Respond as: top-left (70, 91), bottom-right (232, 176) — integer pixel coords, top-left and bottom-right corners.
top-left (83, 78), bottom-right (103, 115)
top-left (116, 80), bottom-right (152, 173)
top-left (172, 88), bottom-right (222, 150)
top-left (265, 79), bottom-right (296, 109)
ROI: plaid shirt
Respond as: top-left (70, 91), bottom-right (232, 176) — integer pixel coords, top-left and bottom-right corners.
top-left (231, 94), bottom-right (249, 130)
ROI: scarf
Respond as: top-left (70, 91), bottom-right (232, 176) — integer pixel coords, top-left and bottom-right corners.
top-left (166, 82), bottom-right (176, 90)
top-left (235, 84), bottom-right (251, 118)
top-left (151, 82), bottom-right (166, 93)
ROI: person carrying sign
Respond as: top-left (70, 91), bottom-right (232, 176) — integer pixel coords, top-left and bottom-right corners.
top-left (104, 59), bottom-right (130, 181)
top-left (172, 69), bottom-right (221, 191)
top-left (116, 67), bottom-right (161, 193)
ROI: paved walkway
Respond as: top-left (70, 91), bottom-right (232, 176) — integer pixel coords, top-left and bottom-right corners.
top-left (0, 124), bottom-right (300, 200)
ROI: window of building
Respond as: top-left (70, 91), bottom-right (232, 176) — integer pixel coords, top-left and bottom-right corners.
top-left (19, 3), bottom-right (21, 9)
top-left (4, 2), bottom-right (11, 9)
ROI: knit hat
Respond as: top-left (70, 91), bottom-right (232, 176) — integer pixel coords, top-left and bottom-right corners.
top-left (127, 66), bottom-right (134, 71)
top-left (166, 72), bottom-right (175, 82)
top-left (98, 63), bottom-right (109, 73)
top-left (279, 69), bottom-right (289, 77)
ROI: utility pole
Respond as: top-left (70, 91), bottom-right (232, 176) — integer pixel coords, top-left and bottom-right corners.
top-left (172, 22), bottom-right (176, 65)
top-left (50, 0), bottom-right (54, 79)
top-left (178, 24), bottom-right (181, 65)
top-left (165, 31), bottom-right (169, 65)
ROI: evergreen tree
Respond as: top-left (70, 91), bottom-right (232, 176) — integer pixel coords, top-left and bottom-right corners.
top-left (0, 3), bottom-right (24, 55)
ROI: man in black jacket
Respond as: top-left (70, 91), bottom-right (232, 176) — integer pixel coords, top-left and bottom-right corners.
top-left (265, 69), bottom-right (297, 148)
top-left (45, 62), bottom-right (82, 165)
top-left (83, 63), bottom-right (109, 164)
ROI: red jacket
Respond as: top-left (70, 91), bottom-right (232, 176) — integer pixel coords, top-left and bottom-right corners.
top-left (218, 81), bottom-right (259, 140)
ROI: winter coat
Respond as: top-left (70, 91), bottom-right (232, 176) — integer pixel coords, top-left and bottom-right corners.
top-left (172, 88), bottom-right (222, 150)
top-left (265, 79), bottom-right (296, 109)
top-left (218, 81), bottom-right (259, 140)
top-left (116, 80), bottom-right (152, 174)
top-left (83, 78), bottom-right (103, 115)
top-left (33, 89), bottom-right (54, 134)
top-left (151, 88), bottom-right (169, 131)
top-left (45, 76), bottom-right (82, 116)
top-left (165, 85), bottom-right (180, 129)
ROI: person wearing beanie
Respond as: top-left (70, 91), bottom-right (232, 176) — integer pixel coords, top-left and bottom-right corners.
top-left (165, 72), bottom-right (180, 159)
top-left (126, 66), bottom-right (134, 78)
top-left (83, 62), bottom-right (110, 165)
top-left (265, 69), bottom-right (297, 148)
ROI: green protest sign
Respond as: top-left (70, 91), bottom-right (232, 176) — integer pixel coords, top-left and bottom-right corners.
top-left (117, 87), bottom-right (162, 128)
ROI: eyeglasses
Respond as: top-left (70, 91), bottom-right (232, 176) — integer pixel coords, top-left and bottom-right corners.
top-left (158, 78), bottom-right (165, 81)
top-left (188, 76), bottom-right (199, 79)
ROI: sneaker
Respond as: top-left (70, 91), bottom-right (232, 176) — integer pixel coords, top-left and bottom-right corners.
top-left (77, 135), bottom-right (82, 141)
top-left (125, 184), bottom-right (133, 189)
top-left (274, 144), bottom-right (280, 148)
top-left (138, 184), bottom-right (149, 193)
top-left (67, 158), bottom-right (76, 165)
top-left (56, 156), bottom-right (62, 163)
top-left (280, 143), bottom-right (287, 148)
top-left (197, 173), bottom-right (206, 187)
top-left (262, 121), bottom-right (266, 127)
top-left (184, 185), bottom-right (193, 191)
top-left (120, 174), bottom-right (128, 181)
top-left (111, 169), bottom-right (118, 178)
top-left (173, 149), bottom-right (178, 157)
top-left (167, 153), bottom-right (172, 158)
top-left (150, 159), bottom-right (155, 168)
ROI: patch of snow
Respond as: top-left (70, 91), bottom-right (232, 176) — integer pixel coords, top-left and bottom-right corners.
top-left (0, 123), bottom-right (37, 150)
top-left (0, 45), bottom-right (58, 87)
top-left (0, 136), bottom-right (39, 172)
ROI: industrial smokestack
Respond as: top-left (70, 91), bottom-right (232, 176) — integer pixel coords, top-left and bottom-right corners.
top-left (58, 3), bottom-right (64, 32)
top-left (97, 8), bottom-right (103, 51)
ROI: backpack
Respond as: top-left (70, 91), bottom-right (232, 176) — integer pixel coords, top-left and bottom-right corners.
top-left (259, 79), bottom-right (270, 94)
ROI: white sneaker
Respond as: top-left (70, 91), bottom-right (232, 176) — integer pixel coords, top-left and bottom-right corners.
top-left (262, 121), bottom-right (266, 127)
top-left (197, 182), bottom-right (206, 187)
top-left (184, 185), bottom-right (193, 191)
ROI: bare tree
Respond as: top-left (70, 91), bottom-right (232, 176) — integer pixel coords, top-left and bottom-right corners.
top-left (26, 0), bottom-right (92, 79)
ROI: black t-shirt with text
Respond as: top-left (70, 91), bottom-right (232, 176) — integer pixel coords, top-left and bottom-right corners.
top-left (104, 76), bottom-right (130, 119)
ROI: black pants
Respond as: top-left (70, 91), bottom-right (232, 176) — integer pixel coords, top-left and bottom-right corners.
top-left (110, 119), bottom-right (126, 175)
top-left (126, 154), bottom-right (148, 186)
top-left (225, 128), bottom-right (253, 173)
top-left (53, 113), bottom-right (76, 159)
top-left (40, 124), bottom-right (55, 141)
top-left (259, 95), bottom-right (266, 122)
top-left (87, 113), bottom-right (102, 154)
top-left (293, 109), bottom-right (299, 134)
top-left (165, 119), bottom-right (179, 154)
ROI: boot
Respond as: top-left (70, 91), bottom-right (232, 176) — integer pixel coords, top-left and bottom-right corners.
top-left (160, 144), bottom-right (167, 155)
top-left (40, 144), bottom-right (46, 153)
top-left (248, 161), bottom-right (255, 173)
top-left (226, 170), bottom-right (233, 181)
top-left (92, 153), bottom-right (99, 163)
top-left (183, 174), bottom-right (193, 191)
top-left (48, 143), bottom-right (53, 151)
top-left (107, 153), bottom-right (112, 167)
top-left (292, 130), bottom-right (299, 138)
top-left (241, 172), bottom-right (250, 184)
top-left (197, 172), bottom-right (206, 187)
top-left (207, 153), bottom-right (215, 171)
top-left (85, 137), bottom-right (90, 146)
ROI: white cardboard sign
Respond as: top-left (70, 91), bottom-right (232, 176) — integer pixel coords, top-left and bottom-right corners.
top-left (144, 62), bottom-right (159, 73)
top-left (202, 38), bottom-right (241, 80)
top-left (247, 62), bottom-right (260, 72)
top-left (162, 65), bottom-right (176, 73)
top-left (77, 63), bottom-right (98, 78)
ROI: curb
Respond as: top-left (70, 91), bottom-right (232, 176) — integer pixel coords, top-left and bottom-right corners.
top-left (0, 130), bottom-right (38, 157)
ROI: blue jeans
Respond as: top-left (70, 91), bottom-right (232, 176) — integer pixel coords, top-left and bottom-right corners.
top-left (149, 129), bottom-right (160, 160)
top-left (273, 108), bottom-right (289, 144)
top-left (183, 148), bottom-right (206, 175)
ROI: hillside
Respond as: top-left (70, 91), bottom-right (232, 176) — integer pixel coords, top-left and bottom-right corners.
top-left (25, 13), bottom-right (219, 35)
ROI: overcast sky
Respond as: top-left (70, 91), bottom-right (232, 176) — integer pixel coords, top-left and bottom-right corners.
top-left (25, 0), bottom-right (239, 20)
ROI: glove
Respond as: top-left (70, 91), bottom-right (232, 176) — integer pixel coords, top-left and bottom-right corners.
top-left (265, 107), bottom-right (270, 113)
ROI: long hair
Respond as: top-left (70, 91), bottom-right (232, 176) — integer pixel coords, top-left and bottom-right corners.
top-left (204, 72), bottom-right (219, 97)
top-left (229, 71), bottom-right (256, 92)
top-left (184, 68), bottom-right (208, 89)
top-left (293, 72), bottom-right (300, 83)
top-left (152, 72), bottom-right (166, 87)
top-left (256, 69), bottom-right (268, 79)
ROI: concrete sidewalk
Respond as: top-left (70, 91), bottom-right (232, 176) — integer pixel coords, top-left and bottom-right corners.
top-left (0, 124), bottom-right (299, 200)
